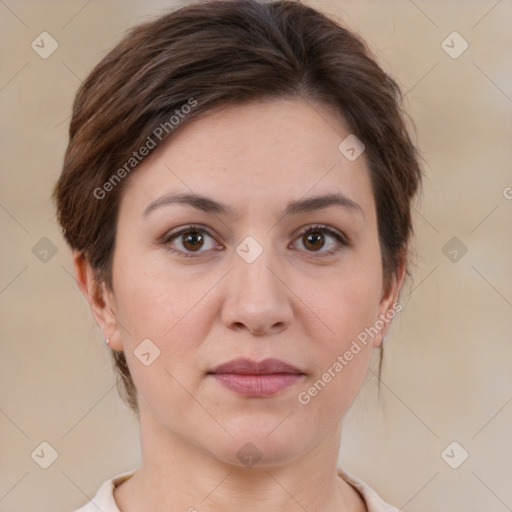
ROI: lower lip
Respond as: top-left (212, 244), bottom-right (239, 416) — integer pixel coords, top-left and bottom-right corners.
top-left (210, 373), bottom-right (304, 397)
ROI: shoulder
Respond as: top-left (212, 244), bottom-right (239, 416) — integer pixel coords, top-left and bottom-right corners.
top-left (337, 467), bottom-right (399, 512)
top-left (71, 469), bottom-right (137, 512)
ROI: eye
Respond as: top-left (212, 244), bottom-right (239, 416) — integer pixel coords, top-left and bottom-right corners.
top-left (160, 224), bottom-right (221, 258)
top-left (160, 223), bottom-right (349, 259)
top-left (290, 225), bottom-right (349, 257)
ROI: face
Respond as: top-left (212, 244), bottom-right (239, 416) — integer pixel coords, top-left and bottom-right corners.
top-left (84, 98), bottom-right (402, 467)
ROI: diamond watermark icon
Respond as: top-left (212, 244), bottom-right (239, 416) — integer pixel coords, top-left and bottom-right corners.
top-left (442, 236), bottom-right (468, 263)
top-left (32, 237), bottom-right (58, 263)
top-left (31, 32), bottom-right (59, 59)
top-left (31, 441), bottom-right (59, 469)
top-left (338, 134), bottom-right (365, 161)
top-left (236, 236), bottom-right (263, 264)
top-left (441, 31), bottom-right (468, 59)
top-left (134, 338), bottom-right (161, 366)
top-left (441, 441), bottom-right (469, 469)
top-left (236, 442), bottom-right (263, 468)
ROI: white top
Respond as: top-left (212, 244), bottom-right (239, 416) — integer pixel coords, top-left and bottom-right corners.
top-left (73, 467), bottom-right (398, 512)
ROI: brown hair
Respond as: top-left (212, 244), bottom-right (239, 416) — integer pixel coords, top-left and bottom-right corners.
top-left (53, 0), bottom-right (422, 416)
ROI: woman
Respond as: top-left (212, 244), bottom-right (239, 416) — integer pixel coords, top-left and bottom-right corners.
top-left (54, 1), bottom-right (422, 510)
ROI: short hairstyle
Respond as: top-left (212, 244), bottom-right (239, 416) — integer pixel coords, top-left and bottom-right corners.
top-left (53, 0), bottom-right (423, 416)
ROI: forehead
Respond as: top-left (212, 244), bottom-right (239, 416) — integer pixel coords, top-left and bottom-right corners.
top-left (120, 97), bottom-right (375, 220)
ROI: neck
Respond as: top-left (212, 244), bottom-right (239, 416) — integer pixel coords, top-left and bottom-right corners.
top-left (114, 406), bottom-right (366, 512)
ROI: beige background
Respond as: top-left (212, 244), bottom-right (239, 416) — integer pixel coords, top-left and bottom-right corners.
top-left (1, 0), bottom-right (511, 510)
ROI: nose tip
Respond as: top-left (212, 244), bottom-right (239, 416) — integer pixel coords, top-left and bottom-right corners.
top-left (221, 253), bottom-right (293, 336)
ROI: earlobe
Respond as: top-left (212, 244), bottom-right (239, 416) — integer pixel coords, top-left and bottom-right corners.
top-left (72, 251), bottom-right (122, 350)
top-left (373, 258), bottom-right (407, 347)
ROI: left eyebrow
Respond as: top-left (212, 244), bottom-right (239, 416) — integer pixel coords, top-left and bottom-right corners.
top-left (283, 193), bottom-right (364, 219)
top-left (142, 191), bottom-right (364, 219)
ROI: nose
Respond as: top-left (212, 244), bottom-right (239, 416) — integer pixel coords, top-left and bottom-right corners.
top-left (221, 243), bottom-right (293, 336)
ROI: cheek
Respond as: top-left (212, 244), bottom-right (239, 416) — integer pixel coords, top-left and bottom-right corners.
top-left (112, 245), bottom-right (220, 345)
top-left (321, 245), bottom-right (384, 343)
top-left (318, 280), bottom-right (380, 367)
top-left (110, 250), bottom-right (223, 405)
top-left (111, 265), bottom-right (216, 419)
top-left (300, 250), bottom-right (383, 408)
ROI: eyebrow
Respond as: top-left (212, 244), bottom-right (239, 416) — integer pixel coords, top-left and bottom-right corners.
top-left (142, 191), bottom-right (364, 219)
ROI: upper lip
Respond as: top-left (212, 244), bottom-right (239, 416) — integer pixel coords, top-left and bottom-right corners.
top-left (209, 358), bottom-right (304, 375)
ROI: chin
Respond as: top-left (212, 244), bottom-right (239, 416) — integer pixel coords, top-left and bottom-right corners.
top-left (208, 424), bottom-right (306, 469)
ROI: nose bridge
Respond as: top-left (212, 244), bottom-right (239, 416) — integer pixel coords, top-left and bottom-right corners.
top-left (233, 234), bottom-right (282, 299)
top-left (234, 241), bottom-right (276, 291)
top-left (222, 234), bottom-right (292, 334)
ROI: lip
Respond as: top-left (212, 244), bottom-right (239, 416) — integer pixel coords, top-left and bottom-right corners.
top-left (208, 358), bottom-right (305, 398)
top-left (209, 357), bottom-right (303, 375)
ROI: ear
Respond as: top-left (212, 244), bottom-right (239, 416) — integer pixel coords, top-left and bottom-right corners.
top-left (372, 256), bottom-right (406, 348)
top-left (72, 251), bottom-right (123, 351)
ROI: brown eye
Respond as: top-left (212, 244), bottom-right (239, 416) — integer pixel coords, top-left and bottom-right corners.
top-left (292, 225), bottom-right (348, 256)
top-left (162, 225), bottom-right (219, 258)
top-left (181, 230), bottom-right (205, 252)
top-left (302, 231), bottom-right (326, 251)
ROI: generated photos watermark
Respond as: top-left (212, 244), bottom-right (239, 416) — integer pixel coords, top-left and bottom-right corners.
top-left (297, 302), bottom-right (403, 405)
top-left (93, 97), bottom-right (198, 200)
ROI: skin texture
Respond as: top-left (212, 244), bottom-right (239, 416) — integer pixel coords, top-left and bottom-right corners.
top-left (74, 98), bottom-right (405, 512)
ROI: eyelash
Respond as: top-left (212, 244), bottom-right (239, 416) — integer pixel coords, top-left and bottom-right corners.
top-left (160, 223), bottom-right (349, 259)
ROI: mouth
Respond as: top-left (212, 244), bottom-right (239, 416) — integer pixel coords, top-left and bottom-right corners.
top-left (207, 358), bottom-right (305, 397)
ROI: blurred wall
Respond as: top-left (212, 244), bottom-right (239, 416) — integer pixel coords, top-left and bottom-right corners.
top-left (1, 1), bottom-right (511, 511)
